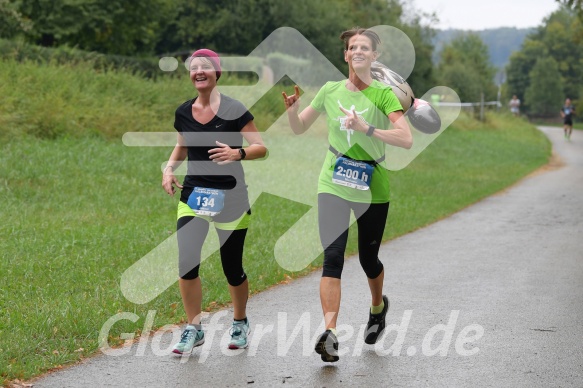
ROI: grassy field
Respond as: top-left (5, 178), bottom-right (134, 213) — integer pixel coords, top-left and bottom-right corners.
top-left (0, 59), bottom-right (551, 384)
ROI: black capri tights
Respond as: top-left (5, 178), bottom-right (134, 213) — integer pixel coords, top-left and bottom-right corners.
top-left (177, 216), bottom-right (247, 286)
top-left (318, 193), bottom-right (389, 279)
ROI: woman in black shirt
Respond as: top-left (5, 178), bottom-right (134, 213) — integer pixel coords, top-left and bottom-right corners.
top-left (162, 49), bottom-right (267, 354)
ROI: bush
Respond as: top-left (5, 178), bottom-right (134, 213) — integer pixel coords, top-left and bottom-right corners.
top-left (0, 38), bottom-right (164, 79)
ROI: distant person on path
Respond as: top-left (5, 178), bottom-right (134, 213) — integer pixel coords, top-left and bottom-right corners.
top-left (282, 27), bottom-right (412, 362)
top-left (560, 98), bottom-right (575, 141)
top-left (162, 49), bottom-right (267, 354)
top-left (509, 95), bottom-right (520, 116)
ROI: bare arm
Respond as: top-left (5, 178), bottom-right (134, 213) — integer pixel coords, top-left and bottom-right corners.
top-left (208, 120), bottom-right (267, 165)
top-left (162, 133), bottom-right (188, 196)
top-left (240, 120), bottom-right (268, 159)
top-left (282, 85), bottom-right (321, 134)
top-left (375, 110), bottom-right (413, 149)
top-left (339, 107), bottom-right (413, 149)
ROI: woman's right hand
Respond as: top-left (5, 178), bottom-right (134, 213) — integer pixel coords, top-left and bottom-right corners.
top-left (282, 85), bottom-right (301, 113)
top-left (162, 167), bottom-right (183, 196)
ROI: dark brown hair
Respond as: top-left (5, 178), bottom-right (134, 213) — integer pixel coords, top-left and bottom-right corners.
top-left (339, 27), bottom-right (381, 50)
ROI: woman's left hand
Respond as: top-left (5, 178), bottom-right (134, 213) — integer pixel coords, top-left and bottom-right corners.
top-left (339, 106), bottom-right (368, 133)
top-left (208, 141), bottom-right (239, 165)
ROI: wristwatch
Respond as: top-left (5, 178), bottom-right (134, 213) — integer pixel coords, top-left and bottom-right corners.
top-left (238, 148), bottom-right (246, 160)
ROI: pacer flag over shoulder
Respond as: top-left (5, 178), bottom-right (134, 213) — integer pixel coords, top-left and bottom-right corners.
top-left (371, 61), bottom-right (441, 134)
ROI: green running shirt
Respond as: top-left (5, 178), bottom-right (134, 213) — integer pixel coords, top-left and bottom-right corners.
top-left (310, 80), bottom-right (403, 203)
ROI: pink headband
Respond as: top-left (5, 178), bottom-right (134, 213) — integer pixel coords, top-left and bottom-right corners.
top-left (191, 49), bottom-right (222, 80)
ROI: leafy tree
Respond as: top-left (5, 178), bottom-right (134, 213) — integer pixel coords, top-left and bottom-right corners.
top-left (505, 7), bottom-right (582, 110)
top-left (505, 39), bottom-right (547, 108)
top-left (524, 57), bottom-right (564, 117)
top-left (157, 0), bottom-right (398, 66)
top-left (17, 0), bottom-right (175, 55)
top-left (434, 28), bottom-right (535, 69)
top-left (558, 0), bottom-right (583, 7)
top-left (155, 0), bottom-right (434, 91)
top-left (0, 0), bottom-right (32, 38)
top-left (7, 0), bottom-right (436, 91)
top-left (436, 33), bottom-right (497, 102)
top-left (556, 0), bottom-right (583, 19)
top-left (438, 62), bottom-right (483, 102)
top-left (540, 10), bottom-right (583, 98)
top-left (156, 0), bottom-right (269, 56)
top-left (397, 14), bottom-right (436, 94)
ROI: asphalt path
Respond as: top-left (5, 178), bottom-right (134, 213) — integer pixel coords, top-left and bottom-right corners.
top-left (30, 126), bottom-right (583, 387)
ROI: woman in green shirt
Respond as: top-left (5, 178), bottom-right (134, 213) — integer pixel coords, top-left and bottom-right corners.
top-left (282, 27), bottom-right (412, 362)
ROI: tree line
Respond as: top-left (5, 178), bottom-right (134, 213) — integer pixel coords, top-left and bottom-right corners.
top-left (1, 0), bottom-right (581, 117)
top-left (0, 0), bottom-right (437, 92)
top-left (506, 7), bottom-right (582, 116)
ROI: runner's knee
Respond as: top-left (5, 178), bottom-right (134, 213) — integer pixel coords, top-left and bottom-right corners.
top-left (322, 247), bottom-right (344, 279)
top-left (360, 255), bottom-right (384, 279)
top-left (217, 228), bottom-right (248, 286)
top-left (177, 215), bottom-right (206, 280)
top-left (180, 265), bottom-right (200, 280)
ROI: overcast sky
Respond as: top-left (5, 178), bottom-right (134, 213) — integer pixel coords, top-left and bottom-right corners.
top-left (410, 0), bottom-right (562, 30)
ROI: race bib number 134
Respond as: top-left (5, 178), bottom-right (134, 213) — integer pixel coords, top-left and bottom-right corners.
top-left (187, 187), bottom-right (226, 216)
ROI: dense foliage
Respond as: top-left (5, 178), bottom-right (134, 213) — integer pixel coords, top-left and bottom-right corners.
top-left (506, 7), bottom-right (583, 115)
top-left (524, 57), bottom-right (565, 116)
top-left (435, 33), bottom-right (498, 102)
top-left (2, 1), bottom-right (579, 113)
top-left (556, 0), bottom-right (583, 18)
top-left (0, 0), bottom-right (438, 91)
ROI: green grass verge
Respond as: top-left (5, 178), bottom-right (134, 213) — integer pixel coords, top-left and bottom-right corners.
top-left (0, 115), bottom-right (550, 383)
top-left (529, 117), bottom-right (583, 130)
top-left (0, 57), bottom-right (551, 384)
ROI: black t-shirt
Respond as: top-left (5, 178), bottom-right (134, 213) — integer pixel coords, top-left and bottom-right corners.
top-left (174, 94), bottom-right (254, 191)
top-left (562, 104), bottom-right (575, 119)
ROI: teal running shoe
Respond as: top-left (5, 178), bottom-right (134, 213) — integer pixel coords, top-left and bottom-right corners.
top-left (172, 326), bottom-right (204, 354)
top-left (228, 319), bottom-right (250, 349)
